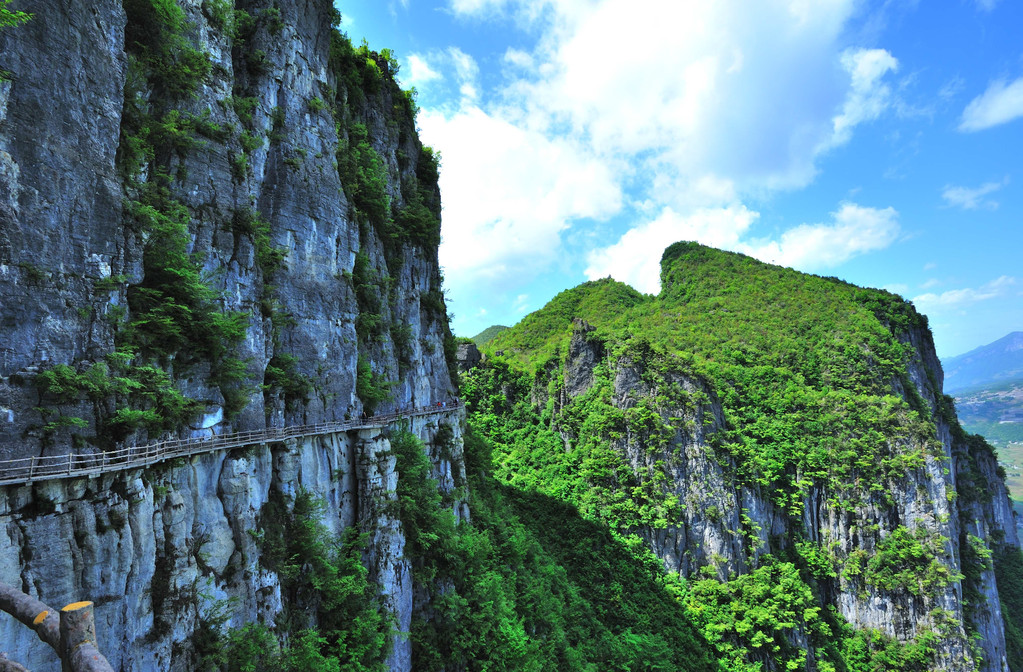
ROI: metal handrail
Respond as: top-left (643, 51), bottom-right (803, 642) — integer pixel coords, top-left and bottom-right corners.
top-left (0, 401), bottom-right (462, 486)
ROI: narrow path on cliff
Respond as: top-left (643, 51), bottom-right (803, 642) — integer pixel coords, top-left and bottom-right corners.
top-left (0, 401), bottom-right (463, 486)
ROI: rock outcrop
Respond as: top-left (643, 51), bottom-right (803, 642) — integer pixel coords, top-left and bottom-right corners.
top-left (552, 311), bottom-right (1019, 672)
top-left (0, 409), bottom-right (466, 671)
top-left (0, 1), bottom-right (462, 669)
top-left (0, 0), bottom-right (455, 460)
top-left (472, 264), bottom-right (1023, 672)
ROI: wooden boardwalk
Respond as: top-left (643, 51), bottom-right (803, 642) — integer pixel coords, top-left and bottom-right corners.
top-left (0, 402), bottom-right (461, 486)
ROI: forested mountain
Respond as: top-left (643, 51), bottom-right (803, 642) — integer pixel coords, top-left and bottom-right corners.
top-left (0, 2), bottom-right (1019, 671)
top-left (466, 242), bottom-right (1023, 671)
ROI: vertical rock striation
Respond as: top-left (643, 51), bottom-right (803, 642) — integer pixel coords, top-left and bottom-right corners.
top-left (0, 409), bottom-right (466, 671)
top-left (0, 1), bottom-right (462, 669)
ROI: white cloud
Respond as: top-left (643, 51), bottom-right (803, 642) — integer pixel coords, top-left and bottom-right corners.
top-left (584, 205), bottom-right (759, 293)
top-left (448, 47), bottom-right (479, 83)
top-left (406, 54), bottom-right (442, 86)
top-left (584, 202), bottom-right (899, 294)
top-left (941, 178), bottom-right (1008, 210)
top-left (959, 77), bottom-right (1023, 131)
top-left (421, 105), bottom-right (622, 287)
top-left (976, 0), bottom-right (1000, 11)
top-left (939, 75), bottom-right (965, 101)
top-left (433, 0), bottom-right (905, 311)
top-left (496, 0), bottom-right (899, 194)
top-left (739, 203), bottom-right (900, 270)
top-left (913, 276), bottom-right (1017, 310)
top-left (920, 278), bottom-right (941, 289)
top-left (503, 48), bottom-right (534, 69)
top-left (825, 49), bottom-right (899, 150)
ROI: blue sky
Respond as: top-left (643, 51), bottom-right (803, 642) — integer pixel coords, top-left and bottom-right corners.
top-left (338, 0), bottom-right (1022, 359)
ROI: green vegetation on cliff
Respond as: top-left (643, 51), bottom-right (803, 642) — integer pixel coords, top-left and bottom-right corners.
top-left (484, 243), bottom-right (938, 516)
top-left (460, 242), bottom-right (1014, 671)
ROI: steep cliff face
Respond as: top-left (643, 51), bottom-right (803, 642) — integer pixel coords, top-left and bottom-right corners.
top-left (467, 245), bottom-right (1023, 672)
top-left (0, 1), bottom-right (463, 669)
top-left (0, 0), bottom-right (455, 460)
top-left (0, 409), bottom-right (466, 670)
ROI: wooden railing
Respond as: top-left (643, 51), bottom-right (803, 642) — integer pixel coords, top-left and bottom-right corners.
top-left (0, 401), bottom-right (461, 487)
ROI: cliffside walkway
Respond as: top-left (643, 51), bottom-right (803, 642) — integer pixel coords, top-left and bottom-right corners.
top-left (0, 401), bottom-right (462, 487)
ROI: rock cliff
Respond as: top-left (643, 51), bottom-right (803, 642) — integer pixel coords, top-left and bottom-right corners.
top-left (0, 1), bottom-right (462, 669)
top-left (0, 0), bottom-right (455, 459)
top-left (0, 410), bottom-right (466, 670)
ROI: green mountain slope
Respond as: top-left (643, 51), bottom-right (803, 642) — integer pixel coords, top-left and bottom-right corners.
top-left (468, 242), bottom-right (1022, 672)
top-left (470, 324), bottom-right (510, 346)
top-left (487, 242), bottom-right (936, 508)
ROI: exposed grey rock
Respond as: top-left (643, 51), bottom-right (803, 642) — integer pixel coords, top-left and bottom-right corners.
top-left (565, 319), bottom-right (601, 398)
top-left (0, 1), bottom-right (461, 670)
top-left (456, 341), bottom-right (482, 373)
top-left (0, 0), bottom-right (455, 460)
top-left (0, 408), bottom-right (466, 671)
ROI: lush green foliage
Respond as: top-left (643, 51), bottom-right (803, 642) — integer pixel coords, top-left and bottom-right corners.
top-left (356, 356), bottom-right (393, 414)
top-left (200, 490), bottom-right (391, 671)
top-left (686, 559), bottom-right (828, 671)
top-left (0, 0), bottom-right (31, 81)
top-left (994, 545), bottom-right (1023, 670)
top-left (123, 0), bottom-right (211, 98)
top-left (337, 122), bottom-right (390, 230)
top-left (0, 0), bottom-right (30, 29)
top-left (471, 324), bottom-right (510, 346)
top-left (484, 244), bottom-right (941, 514)
top-left (35, 2), bottom-right (249, 442)
top-left (263, 353), bottom-right (312, 411)
top-left (388, 426), bottom-right (719, 671)
top-left (466, 244), bottom-right (966, 669)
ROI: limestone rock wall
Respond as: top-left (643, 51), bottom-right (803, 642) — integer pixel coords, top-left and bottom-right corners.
top-left (0, 0), bottom-right (455, 459)
top-left (0, 408), bottom-right (465, 671)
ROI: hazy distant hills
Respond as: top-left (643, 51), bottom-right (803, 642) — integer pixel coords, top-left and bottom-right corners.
top-left (943, 331), bottom-right (1023, 393)
top-left (943, 332), bottom-right (1023, 449)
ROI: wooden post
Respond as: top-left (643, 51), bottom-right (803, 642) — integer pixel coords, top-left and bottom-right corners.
top-left (59, 601), bottom-right (113, 672)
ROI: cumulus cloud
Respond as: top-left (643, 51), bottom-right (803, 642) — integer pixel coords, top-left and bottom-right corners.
top-left (913, 276), bottom-right (1017, 309)
top-left (584, 203), bottom-right (899, 294)
top-left (826, 49), bottom-right (899, 149)
top-left (406, 54), bottom-right (442, 86)
top-left (584, 205), bottom-right (759, 293)
top-left (489, 0), bottom-right (899, 194)
top-left (420, 105), bottom-right (622, 287)
top-left (742, 203), bottom-right (900, 270)
top-left (432, 0), bottom-right (904, 317)
top-left (941, 178), bottom-right (1008, 210)
top-left (447, 47), bottom-right (481, 101)
top-left (959, 77), bottom-right (1023, 131)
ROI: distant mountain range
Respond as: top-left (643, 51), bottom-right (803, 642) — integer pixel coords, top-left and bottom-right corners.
top-left (943, 331), bottom-right (1023, 448)
top-left (942, 331), bottom-right (1023, 393)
